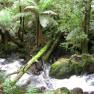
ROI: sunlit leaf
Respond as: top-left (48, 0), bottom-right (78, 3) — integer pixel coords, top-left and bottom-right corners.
top-left (39, 16), bottom-right (49, 28)
top-left (42, 10), bottom-right (57, 16)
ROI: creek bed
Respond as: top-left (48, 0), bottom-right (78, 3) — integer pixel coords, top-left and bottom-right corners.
top-left (0, 58), bottom-right (94, 93)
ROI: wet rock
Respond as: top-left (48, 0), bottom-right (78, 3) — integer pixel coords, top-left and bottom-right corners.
top-left (90, 91), bottom-right (94, 94)
top-left (54, 89), bottom-right (61, 94)
top-left (83, 92), bottom-right (89, 94)
top-left (37, 86), bottom-right (46, 93)
top-left (71, 87), bottom-right (83, 94)
top-left (28, 60), bottom-right (43, 75)
top-left (54, 87), bottom-right (70, 94)
top-left (49, 58), bottom-right (70, 79)
top-left (60, 87), bottom-right (71, 94)
top-left (49, 54), bottom-right (94, 79)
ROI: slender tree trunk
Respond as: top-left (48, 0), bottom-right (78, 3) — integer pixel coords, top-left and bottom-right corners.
top-left (36, 15), bottom-right (44, 47)
top-left (22, 17), bottom-right (25, 41)
top-left (18, 0), bottom-right (24, 42)
top-left (43, 33), bottom-right (61, 61)
top-left (36, 15), bottom-right (39, 46)
top-left (82, 0), bottom-right (92, 53)
top-left (0, 29), bottom-right (5, 43)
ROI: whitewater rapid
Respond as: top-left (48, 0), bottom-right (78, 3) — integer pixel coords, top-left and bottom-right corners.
top-left (0, 58), bottom-right (94, 93)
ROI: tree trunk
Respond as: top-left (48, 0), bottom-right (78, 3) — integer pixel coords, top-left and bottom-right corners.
top-left (82, 0), bottom-right (92, 53)
top-left (18, 0), bottom-right (24, 42)
top-left (36, 15), bottom-right (44, 47)
top-left (43, 33), bottom-right (61, 61)
top-left (11, 40), bottom-right (53, 84)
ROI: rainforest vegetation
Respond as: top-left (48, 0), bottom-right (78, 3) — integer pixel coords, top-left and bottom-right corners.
top-left (0, 0), bottom-right (94, 94)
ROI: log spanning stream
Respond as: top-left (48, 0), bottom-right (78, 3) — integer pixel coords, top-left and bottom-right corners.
top-left (0, 58), bottom-right (94, 93)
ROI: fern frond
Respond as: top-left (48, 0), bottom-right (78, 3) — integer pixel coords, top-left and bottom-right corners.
top-left (3, 79), bottom-right (24, 94)
top-left (0, 8), bottom-right (13, 28)
top-left (39, 0), bottom-right (53, 11)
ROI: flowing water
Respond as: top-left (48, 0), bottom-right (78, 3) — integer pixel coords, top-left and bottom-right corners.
top-left (0, 58), bottom-right (94, 93)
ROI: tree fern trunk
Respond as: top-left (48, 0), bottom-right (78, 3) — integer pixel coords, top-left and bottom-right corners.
top-left (18, 0), bottom-right (24, 42)
top-left (82, 0), bottom-right (92, 53)
top-left (36, 15), bottom-right (44, 47)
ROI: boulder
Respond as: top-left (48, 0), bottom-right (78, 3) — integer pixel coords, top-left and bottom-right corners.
top-left (49, 54), bottom-right (94, 79)
top-left (71, 88), bottom-right (83, 94)
top-left (83, 92), bottom-right (89, 94)
top-left (54, 87), bottom-right (71, 94)
top-left (90, 91), bottom-right (94, 94)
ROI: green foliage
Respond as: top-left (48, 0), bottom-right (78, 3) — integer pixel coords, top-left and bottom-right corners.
top-left (0, 0), bottom-right (93, 54)
top-left (3, 79), bottom-right (24, 94)
top-left (38, 0), bottom-right (53, 11)
top-left (0, 0), bottom-right (16, 4)
top-left (0, 8), bottom-right (13, 28)
top-left (60, 27), bottom-right (88, 53)
top-left (0, 72), bottom-right (5, 83)
top-left (52, 0), bottom-right (83, 32)
top-left (26, 86), bottom-right (54, 94)
top-left (66, 28), bottom-right (88, 46)
top-left (24, 0), bottom-right (57, 28)
top-left (26, 86), bottom-right (39, 94)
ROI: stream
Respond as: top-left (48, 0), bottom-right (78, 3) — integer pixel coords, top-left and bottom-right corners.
top-left (0, 58), bottom-right (94, 93)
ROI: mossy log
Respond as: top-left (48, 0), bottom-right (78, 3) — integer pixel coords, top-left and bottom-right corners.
top-left (9, 32), bottom-right (62, 85)
top-left (8, 34), bottom-right (61, 78)
top-left (49, 54), bottom-right (94, 79)
top-left (12, 40), bottom-right (53, 84)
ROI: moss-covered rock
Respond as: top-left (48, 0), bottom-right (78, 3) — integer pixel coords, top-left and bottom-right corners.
top-left (54, 87), bottom-right (71, 94)
top-left (49, 54), bottom-right (94, 79)
top-left (49, 58), bottom-right (70, 79)
top-left (60, 87), bottom-right (71, 94)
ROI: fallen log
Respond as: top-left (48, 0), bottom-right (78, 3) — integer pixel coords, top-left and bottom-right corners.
top-left (11, 40), bottom-right (53, 85)
top-left (43, 34), bottom-right (60, 61)
top-left (7, 35), bottom-right (60, 78)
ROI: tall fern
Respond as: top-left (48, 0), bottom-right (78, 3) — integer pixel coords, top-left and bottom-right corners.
top-left (3, 79), bottom-right (24, 94)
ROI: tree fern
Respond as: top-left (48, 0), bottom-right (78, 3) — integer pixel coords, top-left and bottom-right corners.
top-left (38, 0), bottom-right (53, 11)
top-left (26, 86), bottom-right (54, 94)
top-left (60, 27), bottom-right (88, 53)
top-left (3, 79), bottom-right (24, 94)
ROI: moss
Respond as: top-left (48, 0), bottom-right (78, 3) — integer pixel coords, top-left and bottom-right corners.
top-left (49, 54), bottom-right (94, 79)
top-left (54, 87), bottom-right (71, 94)
top-left (60, 87), bottom-right (71, 94)
top-left (69, 62), bottom-right (82, 75)
top-left (49, 58), bottom-right (70, 79)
